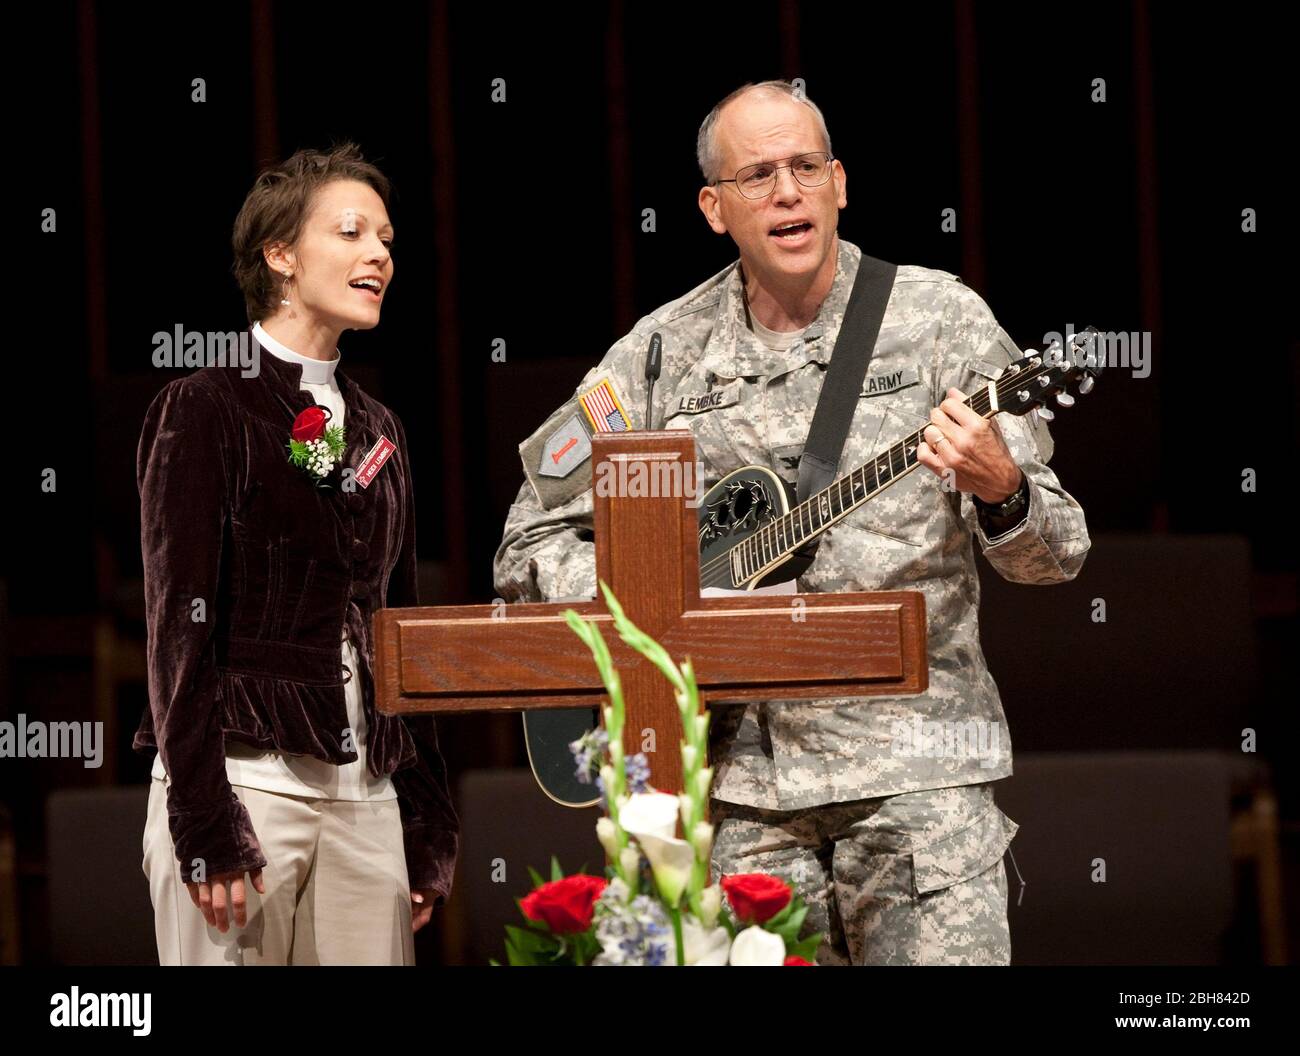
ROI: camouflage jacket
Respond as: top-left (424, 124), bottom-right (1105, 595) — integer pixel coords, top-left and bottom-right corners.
top-left (493, 238), bottom-right (1090, 810)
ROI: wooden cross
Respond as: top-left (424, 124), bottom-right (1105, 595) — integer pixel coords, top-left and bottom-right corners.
top-left (373, 431), bottom-right (927, 800)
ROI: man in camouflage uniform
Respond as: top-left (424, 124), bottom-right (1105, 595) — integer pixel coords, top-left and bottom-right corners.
top-left (492, 81), bottom-right (1090, 965)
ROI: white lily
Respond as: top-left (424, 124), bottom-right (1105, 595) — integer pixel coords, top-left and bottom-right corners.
top-left (729, 925), bottom-right (786, 966)
top-left (632, 830), bottom-right (695, 906)
top-left (619, 791), bottom-right (680, 841)
top-left (681, 917), bottom-right (731, 966)
top-left (620, 791), bottom-right (694, 904)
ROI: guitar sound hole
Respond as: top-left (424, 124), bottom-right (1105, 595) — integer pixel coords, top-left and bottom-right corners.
top-left (700, 479), bottom-right (771, 547)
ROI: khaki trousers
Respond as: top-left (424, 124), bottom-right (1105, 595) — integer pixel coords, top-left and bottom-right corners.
top-left (142, 776), bottom-right (414, 965)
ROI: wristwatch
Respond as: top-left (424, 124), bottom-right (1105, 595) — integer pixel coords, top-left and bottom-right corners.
top-left (974, 473), bottom-right (1029, 518)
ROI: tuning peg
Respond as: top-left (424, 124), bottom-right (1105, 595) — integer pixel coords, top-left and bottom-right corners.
top-left (1016, 389), bottom-right (1031, 403)
top-left (1036, 406), bottom-right (1055, 423)
top-left (1078, 375), bottom-right (1095, 395)
top-left (1055, 392), bottom-right (1075, 408)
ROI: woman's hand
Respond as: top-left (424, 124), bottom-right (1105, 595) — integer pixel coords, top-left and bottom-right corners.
top-left (410, 888), bottom-right (439, 932)
top-left (186, 868), bottom-right (266, 932)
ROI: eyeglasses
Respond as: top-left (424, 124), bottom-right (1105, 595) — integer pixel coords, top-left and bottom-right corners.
top-left (713, 152), bottom-right (835, 199)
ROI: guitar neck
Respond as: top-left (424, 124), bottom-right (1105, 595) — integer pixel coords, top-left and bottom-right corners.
top-left (723, 363), bottom-right (1041, 588)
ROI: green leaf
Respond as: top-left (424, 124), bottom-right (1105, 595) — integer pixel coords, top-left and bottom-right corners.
top-left (599, 581), bottom-right (687, 693)
top-left (785, 933), bottom-right (824, 962)
top-left (505, 924), bottom-right (557, 955)
top-left (769, 904), bottom-right (808, 943)
top-left (719, 910), bottom-right (737, 940)
top-left (504, 933), bottom-right (542, 966)
top-left (550, 856), bottom-right (564, 882)
top-left (287, 438), bottom-right (311, 467)
top-left (765, 901), bottom-right (795, 928)
top-left (526, 866), bottom-right (545, 890)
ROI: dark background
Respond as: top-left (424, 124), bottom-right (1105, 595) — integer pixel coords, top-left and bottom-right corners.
top-left (5, 1), bottom-right (1296, 965)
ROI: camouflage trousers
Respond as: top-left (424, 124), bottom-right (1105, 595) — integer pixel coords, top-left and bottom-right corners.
top-left (709, 782), bottom-right (1019, 965)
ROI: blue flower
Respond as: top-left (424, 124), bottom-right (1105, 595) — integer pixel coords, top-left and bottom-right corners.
top-left (625, 753), bottom-right (651, 794)
top-left (569, 728), bottom-right (610, 785)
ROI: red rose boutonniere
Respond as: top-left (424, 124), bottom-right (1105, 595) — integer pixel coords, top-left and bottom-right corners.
top-left (287, 406), bottom-right (346, 487)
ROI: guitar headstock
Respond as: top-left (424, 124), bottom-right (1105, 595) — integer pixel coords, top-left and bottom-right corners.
top-left (995, 326), bottom-right (1104, 421)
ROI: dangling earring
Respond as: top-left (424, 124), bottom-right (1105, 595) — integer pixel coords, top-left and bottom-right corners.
top-left (280, 273), bottom-right (293, 307)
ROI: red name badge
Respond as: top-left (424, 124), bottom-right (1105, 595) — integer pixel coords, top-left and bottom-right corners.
top-left (356, 435), bottom-right (396, 489)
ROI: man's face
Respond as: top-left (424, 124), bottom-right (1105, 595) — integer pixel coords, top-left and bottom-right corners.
top-left (268, 179), bottom-right (394, 331)
top-left (698, 94), bottom-right (846, 281)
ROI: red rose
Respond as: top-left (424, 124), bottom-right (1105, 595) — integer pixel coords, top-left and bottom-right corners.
top-left (520, 874), bottom-right (607, 934)
top-left (291, 406), bottom-right (330, 442)
top-left (784, 956), bottom-right (815, 966)
top-left (721, 873), bottom-right (792, 924)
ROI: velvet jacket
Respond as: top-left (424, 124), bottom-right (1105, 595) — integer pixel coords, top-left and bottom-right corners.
top-left (133, 329), bottom-right (459, 902)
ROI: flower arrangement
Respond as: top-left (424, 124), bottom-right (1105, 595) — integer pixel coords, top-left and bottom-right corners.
top-left (497, 581), bottom-right (822, 966)
top-left (287, 405), bottom-right (346, 487)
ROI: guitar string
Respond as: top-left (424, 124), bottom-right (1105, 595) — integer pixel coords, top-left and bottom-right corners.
top-left (696, 356), bottom-right (1072, 586)
top-left (696, 355), bottom-right (1068, 583)
top-left (696, 361), bottom-right (1047, 582)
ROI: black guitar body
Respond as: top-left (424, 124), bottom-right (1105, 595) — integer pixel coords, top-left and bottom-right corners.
top-left (696, 466), bottom-right (807, 591)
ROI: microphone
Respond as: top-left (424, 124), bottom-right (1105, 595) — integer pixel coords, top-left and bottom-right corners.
top-left (643, 332), bottom-right (663, 429)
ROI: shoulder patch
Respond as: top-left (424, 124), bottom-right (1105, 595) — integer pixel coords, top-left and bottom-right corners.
top-left (520, 395), bottom-right (598, 510)
top-left (578, 377), bottom-right (632, 433)
top-left (538, 413), bottom-right (592, 478)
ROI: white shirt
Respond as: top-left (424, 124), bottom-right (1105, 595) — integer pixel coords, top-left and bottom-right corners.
top-left (749, 312), bottom-right (809, 352)
top-left (151, 322), bottom-right (396, 801)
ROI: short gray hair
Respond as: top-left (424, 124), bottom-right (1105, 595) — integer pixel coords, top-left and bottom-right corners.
top-left (696, 80), bottom-right (833, 184)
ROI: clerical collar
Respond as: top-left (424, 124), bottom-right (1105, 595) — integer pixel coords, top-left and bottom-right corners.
top-left (252, 321), bottom-right (340, 385)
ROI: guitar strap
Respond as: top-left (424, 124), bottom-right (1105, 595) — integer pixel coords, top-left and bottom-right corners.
top-left (783, 253), bottom-right (897, 578)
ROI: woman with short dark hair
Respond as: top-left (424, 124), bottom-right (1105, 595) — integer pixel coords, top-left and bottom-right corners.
top-left (137, 143), bottom-right (458, 965)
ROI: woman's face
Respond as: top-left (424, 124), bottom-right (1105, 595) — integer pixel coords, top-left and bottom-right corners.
top-left (269, 178), bottom-right (394, 332)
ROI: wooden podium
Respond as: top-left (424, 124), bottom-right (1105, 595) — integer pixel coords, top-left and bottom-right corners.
top-left (373, 432), bottom-right (927, 801)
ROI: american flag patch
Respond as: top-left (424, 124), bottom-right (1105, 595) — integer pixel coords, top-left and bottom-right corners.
top-left (578, 377), bottom-right (631, 433)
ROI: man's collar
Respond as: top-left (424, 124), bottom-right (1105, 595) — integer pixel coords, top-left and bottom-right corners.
top-left (703, 237), bottom-right (862, 378)
top-left (252, 320), bottom-right (340, 385)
